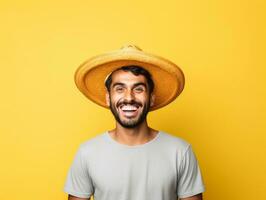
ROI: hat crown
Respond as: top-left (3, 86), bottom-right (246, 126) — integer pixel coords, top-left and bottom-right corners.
top-left (120, 44), bottom-right (142, 51)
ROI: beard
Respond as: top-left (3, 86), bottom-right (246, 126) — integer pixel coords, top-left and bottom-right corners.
top-left (109, 96), bottom-right (151, 129)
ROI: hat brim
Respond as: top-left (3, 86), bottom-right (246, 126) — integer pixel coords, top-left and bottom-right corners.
top-left (74, 48), bottom-right (185, 111)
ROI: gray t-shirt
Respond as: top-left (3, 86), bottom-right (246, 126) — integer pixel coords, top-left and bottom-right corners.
top-left (63, 131), bottom-right (205, 200)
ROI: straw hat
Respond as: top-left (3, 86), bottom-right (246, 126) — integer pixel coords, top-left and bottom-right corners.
top-left (74, 44), bottom-right (185, 111)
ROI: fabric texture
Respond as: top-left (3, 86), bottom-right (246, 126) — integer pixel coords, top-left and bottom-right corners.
top-left (63, 131), bottom-right (205, 200)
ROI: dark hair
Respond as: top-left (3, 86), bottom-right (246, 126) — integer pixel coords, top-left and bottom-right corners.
top-left (105, 65), bottom-right (154, 94)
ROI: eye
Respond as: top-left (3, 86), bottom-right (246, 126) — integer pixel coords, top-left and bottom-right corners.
top-left (115, 86), bottom-right (124, 92)
top-left (134, 87), bottom-right (145, 93)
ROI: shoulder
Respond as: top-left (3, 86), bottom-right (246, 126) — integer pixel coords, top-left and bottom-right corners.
top-left (159, 130), bottom-right (190, 150)
top-left (78, 131), bottom-right (107, 154)
top-left (158, 130), bottom-right (192, 160)
top-left (159, 131), bottom-right (200, 170)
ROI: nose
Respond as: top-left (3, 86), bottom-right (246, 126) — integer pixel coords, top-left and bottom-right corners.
top-left (124, 89), bottom-right (135, 101)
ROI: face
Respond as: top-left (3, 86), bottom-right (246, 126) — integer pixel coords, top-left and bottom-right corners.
top-left (106, 70), bottom-right (155, 128)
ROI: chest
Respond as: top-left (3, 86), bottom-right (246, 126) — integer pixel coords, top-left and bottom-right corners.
top-left (87, 149), bottom-right (177, 197)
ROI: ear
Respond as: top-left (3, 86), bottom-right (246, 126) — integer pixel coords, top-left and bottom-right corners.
top-left (150, 93), bottom-right (155, 107)
top-left (106, 92), bottom-right (110, 107)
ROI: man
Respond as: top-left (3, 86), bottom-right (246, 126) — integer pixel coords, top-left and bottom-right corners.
top-left (63, 45), bottom-right (205, 200)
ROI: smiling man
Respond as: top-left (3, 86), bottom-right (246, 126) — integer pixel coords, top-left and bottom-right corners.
top-left (106, 67), bottom-right (153, 129)
top-left (63, 45), bottom-right (205, 200)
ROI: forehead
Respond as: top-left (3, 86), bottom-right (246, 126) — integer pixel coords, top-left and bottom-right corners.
top-left (110, 70), bottom-right (147, 85)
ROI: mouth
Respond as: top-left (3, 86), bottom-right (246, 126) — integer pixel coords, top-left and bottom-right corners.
top-left (118, 104), bottom-right (141, 118)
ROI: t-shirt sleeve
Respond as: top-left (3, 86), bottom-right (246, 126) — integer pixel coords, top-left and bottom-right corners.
top-left (177, 145), bottom-right (205, 198)
top-left (63, 145), bottom-right (94, 198)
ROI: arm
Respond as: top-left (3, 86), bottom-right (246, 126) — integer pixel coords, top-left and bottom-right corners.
top-left (177, 145), bottom-right (205, 200)
top-left (64, 146), bottom-right (94, 200)
top-left (180, 193), bottom-right (202, 200)
top-left (68, 194), bottom-right (91, 200)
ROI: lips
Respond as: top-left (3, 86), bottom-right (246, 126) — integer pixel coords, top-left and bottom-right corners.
top-left (121, 105), bottom-right (138, 111)
top-left (118, 103), bottom-right (141, 118)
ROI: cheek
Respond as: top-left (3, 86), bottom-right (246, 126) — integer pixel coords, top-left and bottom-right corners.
top-left (136, 93), bottom-right (149, 101)
top-left (110, 95), bottom-right (121, 105)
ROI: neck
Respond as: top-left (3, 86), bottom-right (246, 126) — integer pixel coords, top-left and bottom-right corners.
top-left (108, 120), bottom-right (159, 146)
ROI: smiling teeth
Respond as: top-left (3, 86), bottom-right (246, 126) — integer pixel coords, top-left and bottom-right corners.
top-left (121, 105), bottom-right (138, 111)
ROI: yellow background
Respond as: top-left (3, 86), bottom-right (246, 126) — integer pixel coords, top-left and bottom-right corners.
top-left (1, 0), bottom-right (265, 199)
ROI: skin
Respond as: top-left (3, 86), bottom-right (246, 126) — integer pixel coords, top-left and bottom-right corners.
top-left (68, 70), bottom-right (203, 200)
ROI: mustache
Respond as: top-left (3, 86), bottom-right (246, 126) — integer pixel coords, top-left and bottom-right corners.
top-left (116, 100), bottom-right (142, 108)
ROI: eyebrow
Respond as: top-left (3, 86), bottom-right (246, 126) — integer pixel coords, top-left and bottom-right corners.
top-left (112, 82), bottom-right (147, 89)
top-left (134, 82), bottom-right (147, 88)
